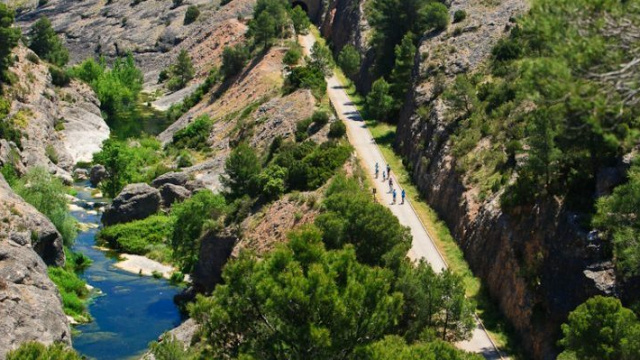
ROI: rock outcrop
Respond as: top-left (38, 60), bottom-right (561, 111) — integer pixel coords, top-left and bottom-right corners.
top-left (0, 46), bottom-right (109, 180)
top-left (159, 183), bottom-right (191, 207)
top-left (102, 183), bottom-right (161, 226)
top-left (89, 164), bottom-right (107, 187)
top-left (393, 0), bottom-right (615, 358)
top-left (0, 174), bottom-right (71, 359)
top-left (151, 171), bottom-right (189, 188)
top-left (190, 230), bottom-right (238, 295)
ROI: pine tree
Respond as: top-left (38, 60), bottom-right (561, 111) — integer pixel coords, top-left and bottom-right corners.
top-left (29, 16), bottom-right (69, 67)
top-left (0, 4), bottom-right (20, 86)
top-left (167, 49), bottom-right (194, 91)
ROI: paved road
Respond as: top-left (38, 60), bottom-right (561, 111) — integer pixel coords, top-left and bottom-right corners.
top-left (300, 34), bottom-right (504, 359)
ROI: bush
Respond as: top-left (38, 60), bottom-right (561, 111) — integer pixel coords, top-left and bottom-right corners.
top-left (48, 266), bottom-right (90, 321)
top-left (221, 44), bottom-right (249, 79)
top-left (172, 115), bottom-right (213, 151)
top-left (338, 44), bottom-right (361, 80)
top-left (165, 49), bottom-right (195, 91)
top-left (7, 342), bottom-right (81, 360)
top-left (365, 78), bottom-right (394, 121)
top-left (283, 47), bottom-right (302, 66)
top-left (169, 271), bottom-right (185, 284)
top-left (172, 0), bottom-right (183, 8)
top-left (0, 4), bottom-right (21, 87)
top-left (184, 5), bottom-right (200, 25)
top-left (295, 117), bottom-right (313, 142)
top-left (328, 120), bottom-right (346, 138)
top-left (453, 9), bottom-right (467, 23)
top-left (49, 66), bottom-right (70, 87)
top-left (220, 143), bottom-right (262, 198)
top-left (284, 65), bottom-right (326, 99)
top-left (45, 144), bottom-right (59, 164)
top-left (311, 110), bottom-right (329, 126)
top-left (423, 2), bottom-right (449, 31)
top-left (171, 190), bottom-right (226, 273)
top-left (290, 4), bottom-right (310, 34)
top-left (492, 38), bottom-right (521, 62)
top-left (149, 334), bottom-right (196, 360)
top-left (98, 215), bottom-right (174, 255)
top-left (28, 16), bottom-right (69, 67)
top-left (26, 52), bottom-right (40, 64)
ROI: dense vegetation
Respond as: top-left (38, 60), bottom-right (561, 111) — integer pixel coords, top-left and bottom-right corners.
top-left (559, 296), bottom-right (640, 360)
top-left (98, 215), bottom-right (174, 263)
top-left (6, 342), bottom-right (82, 360)
top-left (160, 49), bottom-right (195, 91)
top-left (28, 16), bottom-right (69, 67)
top-left (0, 4), bottom-right (20, 89)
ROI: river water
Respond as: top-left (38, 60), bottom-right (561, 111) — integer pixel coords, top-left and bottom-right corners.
top-left (69, 182), bottom-right (183, 360)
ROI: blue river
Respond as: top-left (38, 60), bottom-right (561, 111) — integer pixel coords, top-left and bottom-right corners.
top-left (69, 182), bottom-right (184, 360)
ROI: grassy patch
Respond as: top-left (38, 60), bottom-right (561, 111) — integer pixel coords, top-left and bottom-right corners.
top-left (97, 215), bottom-right (174, 264)
top-left (47, 265), bottom-right (91, 323)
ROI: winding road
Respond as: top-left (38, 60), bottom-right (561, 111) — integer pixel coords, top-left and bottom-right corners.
top-left (300, 34), bottom-right (505, 359)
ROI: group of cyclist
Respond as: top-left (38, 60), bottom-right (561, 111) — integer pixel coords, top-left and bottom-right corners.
top-left (373, 162), bottom-right (405, 205)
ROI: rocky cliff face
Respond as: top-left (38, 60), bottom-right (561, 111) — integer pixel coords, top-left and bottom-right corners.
top-left (15, 0), bottom-right (254, 85)
top-left (0, 45), bottom-right (109, 182)
top-left (394, 0), bottom-right (615, 358)
top-left (0, 173), bottom-right (71, 359)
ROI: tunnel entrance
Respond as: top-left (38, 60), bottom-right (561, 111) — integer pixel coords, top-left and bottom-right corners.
top-left (291, 1), bottom-right (309, 14)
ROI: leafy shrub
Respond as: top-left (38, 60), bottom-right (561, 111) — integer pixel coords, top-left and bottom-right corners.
top-left (13, 167), bottom-right (77, 245)
top-left (7, 342), bottom-right (81, 360)
top-left (169, 271), bottom-right (185, 284)
top-left (49, 66), bottom-right (70, 87)
top-left (311, 110), bottom-right (329, 126)
top-left (492, 38), bottom-right (521, 62)
top-left (176, 149), bottom-right (193, 168)
top-left (166, 49), bottom-right (195, 91)
top-left (338, 44), bottom-right (361, 79)
top-left (365, 78), bottom-right (394, 121)
top-left (28, 16), bottom-right (69, 67)
top-left (453, 9), bottom-right (466, 23)
top-left (284, 65), bottom-right (326, 98)
top-left (290, 4), bottom-right (310, 34)
top-left (98, 215), bottom-right (174, 255)
top-left (221, 44), bottom-right (249, 79)
top-left (0, 98), bottom-right (22, 147)
top-left (295, 117), bottom-right (313, 142)
top-left (149, 334), bottom-right (196, 360)
top-left (171, 190), bottom-right (226, 273)
top-left (166, 68), bottom-right (219, 123)
top-left (48, 266), bottom-right (90, 321)
top-left (220, 143), bottom-right (262, 198)
top-left (26, 52), bottom-right (40, 64)
top-left (45, 144), bottom-right (59, 164)
top-left (328, 120), bottom-right (346, 138)
top-left (283, 47), bottom-right (302, 65)
top-left (172, 115), bottom-right (213, 151)
top-left (184, 5), bottom-right (200, 25)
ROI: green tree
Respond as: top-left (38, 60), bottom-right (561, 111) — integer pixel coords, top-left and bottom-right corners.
top-left (422, 2), bottom-right (449, 31)
top-left (6, 342), bottom-right (81, 360)
top-left (14, 167), bottom-right (77, 245)
top-left (0, 4), bottom-right (20, 86)
top-left (92, 139), bottom-right (134, 198)
top-left (220, 143), bottom-right (262, 199)
top-left (249, 0), bottom-right (290, 49)
top-left (170, 190), bottom-right (226, 273)
top-left (183, 5), bottom-right (200, 25)
top-left (338, 44), bottom-right (361, 80)
top-left (365, 78), bottom-right (394, 121)
top-left (189, 226), bottom-right (404, 359)
top-left (311, 41), bottom-right (333, 76)
top-left (221, 44), bottom-right (249, 79)
top-left (149, 334), bottom-right (196, 360)
top-left (28, 16), bottom-right (69, 67)
top-left (167, 49), bottom-right (195, 91)
top-left (559, 296), bottom-right (640, 360)
top-left (356, 335), bottom-right (483, 360)
top-left (389, 32), bottom-right (416, 111)
top-left (290, 4), bottom-right (310, 34)
top-left (594, 166), bottom-right (640, 277)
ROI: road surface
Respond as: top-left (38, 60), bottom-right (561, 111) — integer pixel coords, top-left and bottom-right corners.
top-left (300, 34), bottom-right (505, 359)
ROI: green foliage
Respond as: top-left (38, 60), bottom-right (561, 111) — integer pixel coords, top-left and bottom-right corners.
top-left (0, 4), bottom-right (21, 87)
top-left (6, 342), bottom-right (82, 360)
top-left (28, 17), bottom-right (69, 67)
top-left (356, 336), bottom-right (482, 360)
top-left (594, 166), bottom-right (640, 277)
top-left (13, 167), bottom-right (77, 245)
top-left (248, 0), bottom-right (290, 49)
top-left (312, 109), bottom-right (330, 127)
top-left (453, 10), bottom-right (466, 23)
top-left (365, 78), bottom-right (394, 121)
top-left (189, 226), bottom-right (404, 359)
top-left (49, 66), bottom-right (70, 87)
top-left (48, 265), bottom-right (90, 321)
top-left (315, 175), bottom-right (411, 268)
top-left (98, 215), bottom-right (173, 255)
top-left (422, 2), bottom-right (449, 31)
top-left (172, 115), bottom-right (213, 151)
top-left (295, 117), bottom-right (313, 142)
top-left (221, 142), bottom-right (262, 198)
top-left (183, 5), bottom-right (200, 25)
top-left (166, 50), bottom-right (195, 91)
top-left (449, 0), bottom-right (640, 215)
top-left (338, 44), bottom-right (361, 80)
top-left (290, 4), bottom-right (310, 34)
top-left (328, 120), bottom-right (346, 138)
top-left (310, 41), bottom-right (334, 76)
top-left (1, 163), bottom-right (19, 187)
top-left (221, 44), bottom-right (249, 79)
top-left (284, 65), bottom-right (326, 99)
top-left (70, 54), bottom-right (143, 130)
top-left (388, 32), bottom-right (416, 118)
top-left (149, 334), bottom-right (196, 360)
top-left (166, 68), bottom-right (219, 123)
top-left (0, 98), bottom-right (22, 147)
top-left (283, 46), bottom-right (302, 66)
top-left (170, 190), bottom-right (226, 273)
top-left (169, 271), bottom-right (185, 284)
top-left (559, 296), bottom-right (640, 360)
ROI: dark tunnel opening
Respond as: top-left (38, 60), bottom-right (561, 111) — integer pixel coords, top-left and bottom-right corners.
top-left (291, 1), bottom-right (309, 14)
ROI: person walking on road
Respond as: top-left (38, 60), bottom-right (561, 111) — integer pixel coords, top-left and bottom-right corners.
top-left (401, 189), bottom-right (406, 205)
top-left (388, 178), bottom-right (393, 192)
top-left (372, 187), bottom-right (377, 202)
top-left (375, 162), bottom-right (379, 179)
top-left (382, 170), bottom-right (386, 181)
top-left (392, 189), bottom-right (397, 204)
top-left (386, 164), bottom-right (391, 178)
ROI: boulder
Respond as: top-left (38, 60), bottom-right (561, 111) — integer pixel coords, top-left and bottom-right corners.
top-left (191, 229), bottom-right (237, 294)
top-left (185, 179), bottom-right (206, 192)
top-left (101, 183), bottom-right (161, 226)
top-left (159, 183), bottom-right (191, 207)
top-left (73, 168), bottom-right (89, 181)
top-left (151, 172), bottom-right (189, 188)
top-left (89, 165), bottom-right (107, 187)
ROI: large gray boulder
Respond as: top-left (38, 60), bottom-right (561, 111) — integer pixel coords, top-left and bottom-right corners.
top-left (159, 183), bottom-right (191, 207)
top-left (89, 165), bottom-right (107, 187)
top-left (0, 174), bottom-right (71, 357)
top-left (102, 183), bottom-right (161, 226)
top-left (151, 172), bottom-right (189, 188)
